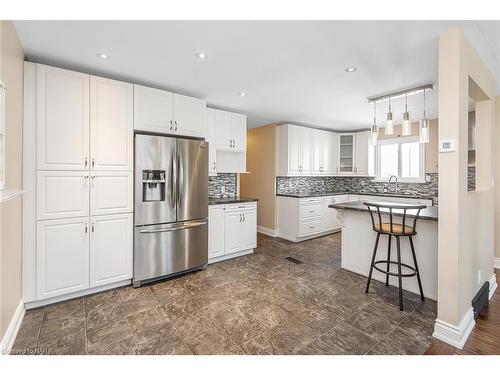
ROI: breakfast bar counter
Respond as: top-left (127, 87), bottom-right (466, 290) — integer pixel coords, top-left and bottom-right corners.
top-left (331, 201), bottom-right (438, 300)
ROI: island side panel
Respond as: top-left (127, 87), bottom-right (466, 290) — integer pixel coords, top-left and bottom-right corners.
top-left (340, 210), bottom-right (438, 300)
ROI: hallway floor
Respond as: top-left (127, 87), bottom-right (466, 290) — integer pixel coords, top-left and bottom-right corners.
top-left (12, 232), bottom-right (436, 355)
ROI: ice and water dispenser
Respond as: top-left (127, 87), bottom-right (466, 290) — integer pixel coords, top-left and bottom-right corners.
top-left (142, 170), bottom-right (166, 202)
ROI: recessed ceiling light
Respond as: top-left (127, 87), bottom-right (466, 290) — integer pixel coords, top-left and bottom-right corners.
top-left (238, 92), bottom-right (246, 97)
top-left (195, 52), bottom-right (208, 59)
top-left (97, 52), bottom-right (110, 60)
top-left (345, 67), bottom-right (357, 72)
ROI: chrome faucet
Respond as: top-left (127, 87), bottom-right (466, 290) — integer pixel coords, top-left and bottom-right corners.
top-left (388, 175), bottom-right (399, 194)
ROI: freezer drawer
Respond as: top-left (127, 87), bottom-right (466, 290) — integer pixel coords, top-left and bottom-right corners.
top-left (133, 219), bottom-right (208, 283)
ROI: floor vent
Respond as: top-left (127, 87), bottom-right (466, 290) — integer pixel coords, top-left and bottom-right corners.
top-left (472, 281), bottom-right (489, 320)
top-left (285, 256), bottom-right (303, 265)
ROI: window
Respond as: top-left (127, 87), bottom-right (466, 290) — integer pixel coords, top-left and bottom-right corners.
top-left (0, 80), bottom-right (5, 191)
top-left (376, 136), bottom-right (425, 183)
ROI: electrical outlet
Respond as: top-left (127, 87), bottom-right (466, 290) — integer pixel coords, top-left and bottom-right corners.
top-left (425, 175), bottom-right (431, 183)
top-left (478, 269), bottom-right (482, 284)
top-left (221, 186), bottom-right (226, 195)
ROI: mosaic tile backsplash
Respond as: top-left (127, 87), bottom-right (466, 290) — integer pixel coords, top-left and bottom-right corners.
top-left (276, 173), bottom-right (439, 205)
top-left (209, 173), bottom-right (237, 197)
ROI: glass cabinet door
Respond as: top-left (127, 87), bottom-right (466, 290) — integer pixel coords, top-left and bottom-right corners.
top-left (338, 134), bottom-right (354, 173)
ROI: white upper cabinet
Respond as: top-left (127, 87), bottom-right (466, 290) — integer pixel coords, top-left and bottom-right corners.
top-left (277, 124), bottom-right (312, 176)
top-left (327, 132), bottom-right (338, 174)
top-left (206, 108), bottom-right (217, 175)
top-left (133, 84), bottom-right (174, 134)
top-left (173, 93), bottom-right (206, 138)
top-left (231, 113), bottom-right (247, 152)
top-left (89, 171), bottom-right (133, 216)
top-left (133, 84), bottom-right (206, 138)
top-left (90, 76), bottom-right (133, 171)
top-left (215, 110), bottom-right (232, 150)
top-left (354, 130), bottom-right (374, 176)
top-left (36, 217), bottom-right (90, 299)
top-left (214, 109), bottom-right (247, 152)
top-left (36, 64), bottom-right (89, 170)
top-left (338, 133), bottom-right (355, 174)
top-left (89, 213), bottom-right (132, 288)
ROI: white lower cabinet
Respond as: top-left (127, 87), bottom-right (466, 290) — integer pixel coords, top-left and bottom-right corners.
top-left (208, 206), bottom-right (225, 258)
top-left (209, 202), bottom-right (257, 262)
top-left (90, 171), bottom-right (133, 216)
top-left (225, 211), bottom-right (244, 254)
top-left (90, 213), bottom-right (133, 287)
top-left (36, 217), bottom-right (90, 299)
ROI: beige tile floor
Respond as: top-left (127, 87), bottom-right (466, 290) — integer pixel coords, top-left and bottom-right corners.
top-left (11, 232), bottom-right (436, 355)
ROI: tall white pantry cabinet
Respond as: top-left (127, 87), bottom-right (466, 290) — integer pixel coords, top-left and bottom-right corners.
top-left (23, 63), bottom-right (134, 307)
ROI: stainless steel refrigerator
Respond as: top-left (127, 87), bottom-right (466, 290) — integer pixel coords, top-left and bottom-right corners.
top-left (133, 134), bottom-right (208, 287)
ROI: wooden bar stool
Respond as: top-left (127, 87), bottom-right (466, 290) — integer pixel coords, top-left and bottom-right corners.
top-left (364, 202), bottom-right (427, 311)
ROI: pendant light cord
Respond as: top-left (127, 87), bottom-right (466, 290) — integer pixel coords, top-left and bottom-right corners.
top-left (423, 89), bottom-right (426, 118)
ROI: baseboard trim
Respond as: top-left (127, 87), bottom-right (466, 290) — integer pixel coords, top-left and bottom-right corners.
top-left (0, 300), bottom-right (25, 355)
top-left (432, 307), bottom-right (475, 349)
top-left (494, 257), bottom-right (500, 270)
top-left (208, 249), bottom-right (254, 264)
top-left (257, 225), bottom-right (277, 237)
top-left (25, 279), bottom-right (131, 309)
top-left (489, 273), bottom-right (498, 300)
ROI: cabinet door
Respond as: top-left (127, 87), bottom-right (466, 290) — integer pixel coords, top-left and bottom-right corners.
top-left (224, 211), bottom-right (243, 254)
top-left (206, 108), bottom-right (217, 175)
top-left (133, 84), bottom-right (174, 134)
top-left (355, 131), bottom-right (371, 175)
top-left (300, 127), bottom-right (312, 174)
top-left (173, 94), bottom-right (206, 138)
top-left (338, 133), bottom-right (355, 174)
top-left (36, 171), bottom-right (89, 220)
top-left (36, 217), bottom-right (89, 299)
top-left (36, 64), bottom-right (89, 170)
top-left (241, 210), bottom-right (257, 250)
top-left (231, 113), bottom-right (247, 152)
top-left (90, 76), bottom-right (133, 171)
top-left (209, 206), bottom-right (225, 259)
top-left (327, 132), bottom-right (338, 174)
top-left (287, 125), bottom-right (301, 174)
top-left (90, 213), bottom-right (132, 287)
top-left (324, 197), bottom-right (342, 231)
top-left (90, 171), bottom-right (133, 216)
top-left (312, 129), bottom-right (325, 174)
top-left (215, 110), bottom-right (232, 150)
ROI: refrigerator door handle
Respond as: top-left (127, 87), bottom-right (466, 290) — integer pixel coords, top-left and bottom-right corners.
top-left (177, 151), bottom-right (183, 208)
top-left (139, 220), bottom-right (207, 234)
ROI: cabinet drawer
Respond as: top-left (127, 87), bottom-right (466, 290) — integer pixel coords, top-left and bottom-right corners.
top-left (299, 219), bottom-right (324, 237)
top-left (326, 195), bottom-right (349, 205)
top-left (37, 171), bottom-right (89, 220)
top-left (300, 204), bottom-right (323, 220)
top-left (299, 197), bottom-right (322, 205)
top-left (225, 202), bottom-right (257, 212)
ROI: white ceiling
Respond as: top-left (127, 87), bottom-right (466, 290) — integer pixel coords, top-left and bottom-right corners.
top-left (13, 20), bottom-right (500, 130)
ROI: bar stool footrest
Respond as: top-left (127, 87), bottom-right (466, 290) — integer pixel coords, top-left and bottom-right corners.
top-left (373, 260), bottom-right (417, 278)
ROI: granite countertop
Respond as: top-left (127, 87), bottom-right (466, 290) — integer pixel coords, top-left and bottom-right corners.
top-left (330, 201), bottom-right (438, 221)
top-left (209, 196), bottom-right (259, 205)
top-left (276, 191), bottom-right (435, 200)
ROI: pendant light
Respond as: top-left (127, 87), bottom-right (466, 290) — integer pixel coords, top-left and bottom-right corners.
top-left (371, 101), bottom-right (378, 144)
top-left (420, 89), bottom-right (430, 143)
top-left (402, 93), bottom-right (411, 136)
top-left (385, 97), bottom-right (394, 135)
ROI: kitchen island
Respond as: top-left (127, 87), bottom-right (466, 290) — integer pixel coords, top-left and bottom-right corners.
top-left (330, 201), bottom-right (438, 300)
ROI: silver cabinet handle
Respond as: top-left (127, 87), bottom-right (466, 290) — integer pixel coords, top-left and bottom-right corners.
top-left (243, 213), bottom-right (245, 222)
top-left (170, 120), bottom-right (173, 131)
top-left (91, 223), bottom-right (95, 232)
top-left (92, 158), bottom-right (95, 168)
top-left (239, 214), bottom-right (242, 222)
top-left (84, 223), bottom-right (88, 234)
top-left (174, 120), bottom-right (178, 131)
top-left (139, 221), bottom-right (207, 233)
top-left (91, 175), bottom-right (95, 179)
top-left (84, 157), bottom-right (88, 167)
top-left (83, 175), bottom-right (89, 179)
